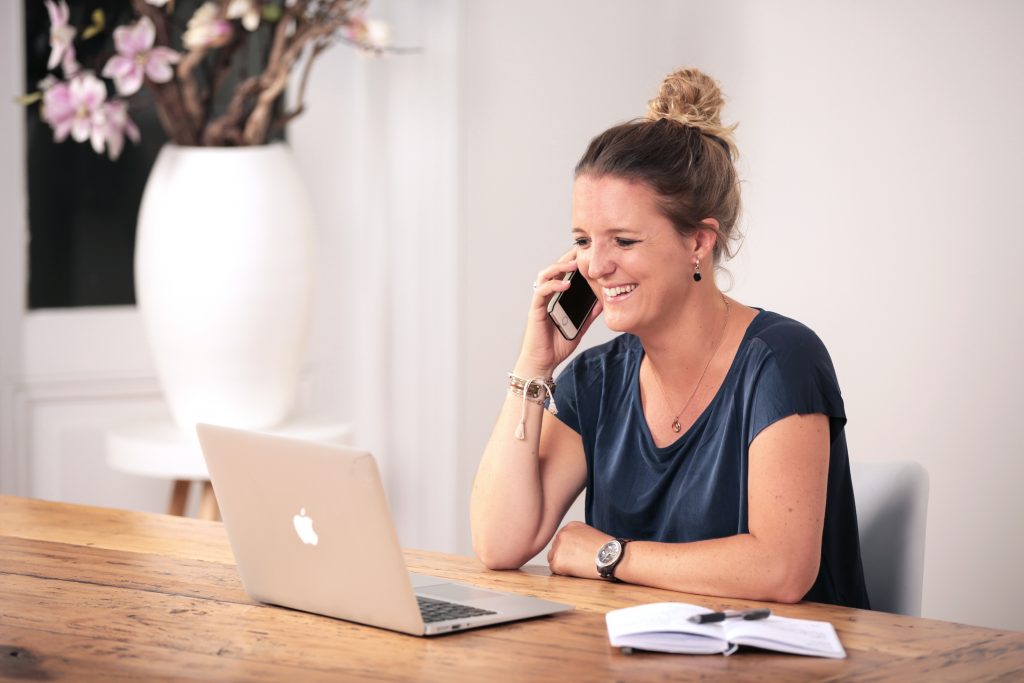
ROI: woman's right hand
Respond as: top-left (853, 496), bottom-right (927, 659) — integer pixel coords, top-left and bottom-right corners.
top-left (514, 247), bottom-right (604, 378)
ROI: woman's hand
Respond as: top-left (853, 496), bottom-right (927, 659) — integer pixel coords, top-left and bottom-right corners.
top-left (547, 521), bottom-right (612, 579)
top-left (514, 248), bottom-right (604, 378)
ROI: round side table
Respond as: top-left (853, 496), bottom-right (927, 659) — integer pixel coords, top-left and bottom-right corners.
top-left (106, 416), bottom-right (352, 520)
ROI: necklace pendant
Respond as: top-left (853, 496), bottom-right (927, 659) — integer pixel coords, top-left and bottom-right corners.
top-left (671, 418), bottom-right (682, 433)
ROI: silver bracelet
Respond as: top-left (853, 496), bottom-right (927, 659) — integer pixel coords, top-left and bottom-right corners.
top-left (507, 373), bottom-right (558, 440)
top-left (507, 373), bottom-right (556, 404)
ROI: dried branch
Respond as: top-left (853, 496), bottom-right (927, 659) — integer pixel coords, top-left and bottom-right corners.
top-left (147, 81), bottom-right (200, 145)
top-left (129, 0), bottom-right (200, 145)
top-left (270, 40), bottom-right (329, 133)
top-left (241, 17), bottom-right (347, 145)
top-left (124, 0), bottom-right (378, 146)
top-left (177, 46), bottom-right (214, 134)
top-left (130, 0), bottom-right (172, 45)
top-left (202, 76), bottom-right (261, 145)
top-left (266, 0), bottom-right (299, 72)
top-left (209, 31), bottom-right (245, 101)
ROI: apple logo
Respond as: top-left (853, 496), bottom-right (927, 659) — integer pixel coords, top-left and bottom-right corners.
top-left (292, 507), bottom-right (319, 546)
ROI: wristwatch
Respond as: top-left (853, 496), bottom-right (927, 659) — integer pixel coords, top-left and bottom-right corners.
top-left (595, 538), bottom-right (630, 581)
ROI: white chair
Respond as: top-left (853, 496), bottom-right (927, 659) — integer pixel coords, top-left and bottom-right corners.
top-left (849, 459), bottom-right (929, 616)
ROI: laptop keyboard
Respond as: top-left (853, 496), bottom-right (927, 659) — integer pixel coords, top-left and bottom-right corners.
top-left (417, 595), bottom-right (497, 623)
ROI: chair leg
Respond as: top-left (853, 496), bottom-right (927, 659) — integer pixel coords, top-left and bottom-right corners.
top-left (168, 480), bottom-right (190, 516)
top-left (198, 481), bottom-right (221, 521)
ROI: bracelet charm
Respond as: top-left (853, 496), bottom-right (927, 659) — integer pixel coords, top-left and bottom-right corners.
top-left (507, 373), bottom-right (556, 404)
top-left (507, 373), bottom-right (558, 440)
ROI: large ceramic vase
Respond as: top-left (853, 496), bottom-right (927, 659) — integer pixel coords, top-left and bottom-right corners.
top-left (135, 143), bottom-right (315, 433)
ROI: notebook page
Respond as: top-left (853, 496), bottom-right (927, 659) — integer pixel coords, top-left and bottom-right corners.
top-left (724, 615), bottom-right (847, 659)
top-left (605, 603), bottom-right (728, 654)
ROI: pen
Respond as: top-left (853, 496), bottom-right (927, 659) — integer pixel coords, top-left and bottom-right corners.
top-left (688, 608), bottom-right (772, 624)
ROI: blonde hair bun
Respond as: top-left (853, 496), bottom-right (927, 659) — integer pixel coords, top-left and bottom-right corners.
top-left (646, 67), bottom-right (738, 159)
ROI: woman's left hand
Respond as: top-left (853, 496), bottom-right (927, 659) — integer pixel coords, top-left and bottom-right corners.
top-left (547, 521), bottom-right (612, 579)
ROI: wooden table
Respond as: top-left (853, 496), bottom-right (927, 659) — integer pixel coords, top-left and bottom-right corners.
top-left (1, 496), bottom-right (1021, 681)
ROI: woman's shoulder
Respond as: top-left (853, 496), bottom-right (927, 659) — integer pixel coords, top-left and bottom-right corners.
top-left (746, 309), bottom-right (832, 363)
top-left (561, 333), bottom-right (641, 383)
top-left (740, 308), bottom-right (846, 426)
top-left (574, 332), bottom-right (641, 364)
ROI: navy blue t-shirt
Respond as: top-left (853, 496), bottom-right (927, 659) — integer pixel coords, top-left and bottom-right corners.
top-left (552, 310), bottom-right (870, 608)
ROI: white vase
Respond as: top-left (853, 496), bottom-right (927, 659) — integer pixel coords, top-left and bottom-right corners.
top-left (135, 143), bottom-right (315, 433)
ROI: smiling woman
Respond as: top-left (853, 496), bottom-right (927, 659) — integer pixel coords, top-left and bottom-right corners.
top-left (470, 67), bottom-right (870, 609)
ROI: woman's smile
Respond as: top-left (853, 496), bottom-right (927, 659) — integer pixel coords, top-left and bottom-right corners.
top-left (602, 283), bottom-right (638, 302)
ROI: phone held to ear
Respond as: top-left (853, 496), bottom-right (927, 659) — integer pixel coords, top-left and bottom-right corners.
top-left (547, 270), bottom-right (598, 341)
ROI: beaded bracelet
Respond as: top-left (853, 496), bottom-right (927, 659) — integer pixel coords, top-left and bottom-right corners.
top-left (507, 373), bottom-right (556, 403)
top-left (507, 373), bottom-right (558, 440)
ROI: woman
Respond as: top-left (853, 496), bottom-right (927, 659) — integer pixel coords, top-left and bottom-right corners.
top-left (470, 68), bottom-right (869, 608)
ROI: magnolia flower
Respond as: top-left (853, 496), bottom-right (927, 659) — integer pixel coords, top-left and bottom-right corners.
top-left (365, 20), bottom-right (391, 49)
top-left (44, 0), bottom-right (78, 74)
top-left (37, 75), bottom-right (59, 92)
top-left (102, 16), bottom-right (181, 96)
top-left (40, 71), bottom-right (106, 147)
top-left (345, 17), bottom-right (391, 52)
top-left (94, 100), bottom-right (141, 161)
top-left (227, 0), bottom-right (261, 32)
top-left (183, 2), bottom-right (233, 50)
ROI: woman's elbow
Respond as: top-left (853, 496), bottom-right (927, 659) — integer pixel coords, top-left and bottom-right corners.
top-left (769, 581), bottom-right (813, 605)
top-left (764, 557), bottom-right (819, 604)
top-left (472, 535), bottom-right (531, 571)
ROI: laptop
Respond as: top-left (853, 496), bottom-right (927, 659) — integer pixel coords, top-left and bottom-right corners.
top-left (196, 423), bottom-right (573, 636)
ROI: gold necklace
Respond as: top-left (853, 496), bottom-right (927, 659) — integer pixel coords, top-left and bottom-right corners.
top-left (649, 295), bottom-right (731, 434)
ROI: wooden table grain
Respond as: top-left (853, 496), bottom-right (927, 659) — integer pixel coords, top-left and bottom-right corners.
top-left (0, 495), bottom-right (1021, 681)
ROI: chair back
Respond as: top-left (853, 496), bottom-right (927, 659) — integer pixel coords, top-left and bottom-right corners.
top-left (849, 459), bottom-right (929, 616)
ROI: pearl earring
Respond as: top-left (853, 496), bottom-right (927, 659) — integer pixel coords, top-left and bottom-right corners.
top-left (693, 259), bottom-right (702, 282)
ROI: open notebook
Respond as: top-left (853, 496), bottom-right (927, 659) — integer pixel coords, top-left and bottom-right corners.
top-left (606, 602), bottom-right (846, 658)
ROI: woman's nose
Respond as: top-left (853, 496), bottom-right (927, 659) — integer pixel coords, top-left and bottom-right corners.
top-left (583, 243), bottom-right (614, 280)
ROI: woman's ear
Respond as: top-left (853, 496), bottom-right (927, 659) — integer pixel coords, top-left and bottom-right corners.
top-left (694, 218), bottom-right (720, 260)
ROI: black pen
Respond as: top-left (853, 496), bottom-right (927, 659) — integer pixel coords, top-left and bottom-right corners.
top-left (688, 608), bottom-right (771, 624)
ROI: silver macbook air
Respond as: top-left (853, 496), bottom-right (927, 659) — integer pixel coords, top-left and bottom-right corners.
top-left (196, 423), bottom-right (572, 636)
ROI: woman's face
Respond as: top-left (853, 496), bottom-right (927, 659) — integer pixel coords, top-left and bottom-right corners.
top-left (572, 174), bottom-right (695, 335)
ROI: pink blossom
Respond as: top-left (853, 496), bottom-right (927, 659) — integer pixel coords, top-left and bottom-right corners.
top-left (101, 16), bottom-right (181, 96)
top-left (344, 17), bottom-right (392, 54)
top-left (183, 2), bottom-right (234, 50)
top-left (40, 72), bottom-right (106, 146)
top-left (93, 100), bottom-right (141, 161)
top-left (44, 0), bottom-right (79, 74)
top-left (227, 0), bottom-right (261, 32)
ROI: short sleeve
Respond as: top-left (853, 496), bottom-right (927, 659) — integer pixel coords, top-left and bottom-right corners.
top-left (552, 356), bottom-right (583, 434)
top-left (747, 325), bottom-right (847, 445)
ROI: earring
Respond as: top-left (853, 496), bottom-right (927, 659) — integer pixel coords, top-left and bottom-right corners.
top-left (693, 259), bottom-right (702, 282)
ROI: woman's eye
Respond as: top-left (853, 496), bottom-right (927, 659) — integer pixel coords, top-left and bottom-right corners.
top-left (615, 238), bottom-right (639, 247)
top-left (574, 237), bottom-right (591, 248)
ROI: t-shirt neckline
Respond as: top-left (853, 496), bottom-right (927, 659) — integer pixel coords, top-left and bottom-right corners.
top-left (631, 309), bottom-right (767, 453)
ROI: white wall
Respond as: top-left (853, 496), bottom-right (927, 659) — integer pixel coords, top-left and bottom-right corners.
top-left (290, 0), bottom-right (462, 554)
top-left (457, 0), bottom-right (1024, 631)
top-left (728, 1), bottom-right (1024, 631)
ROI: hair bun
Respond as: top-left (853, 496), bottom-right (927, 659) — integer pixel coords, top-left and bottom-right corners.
top-left (646, 67), bottom-right (738, 159)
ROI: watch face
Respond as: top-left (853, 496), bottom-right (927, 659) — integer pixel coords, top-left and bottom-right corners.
top-left (596, 540), bottom-right (622, 567)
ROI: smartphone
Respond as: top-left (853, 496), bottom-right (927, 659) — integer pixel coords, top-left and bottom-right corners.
top-left (547, 270), bottom-right (598, 341)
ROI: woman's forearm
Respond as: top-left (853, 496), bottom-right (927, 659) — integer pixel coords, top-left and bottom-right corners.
top-left (470, 394), bottom-right (550, 569)
top-left (615, 533), bottom-right (820, 604)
